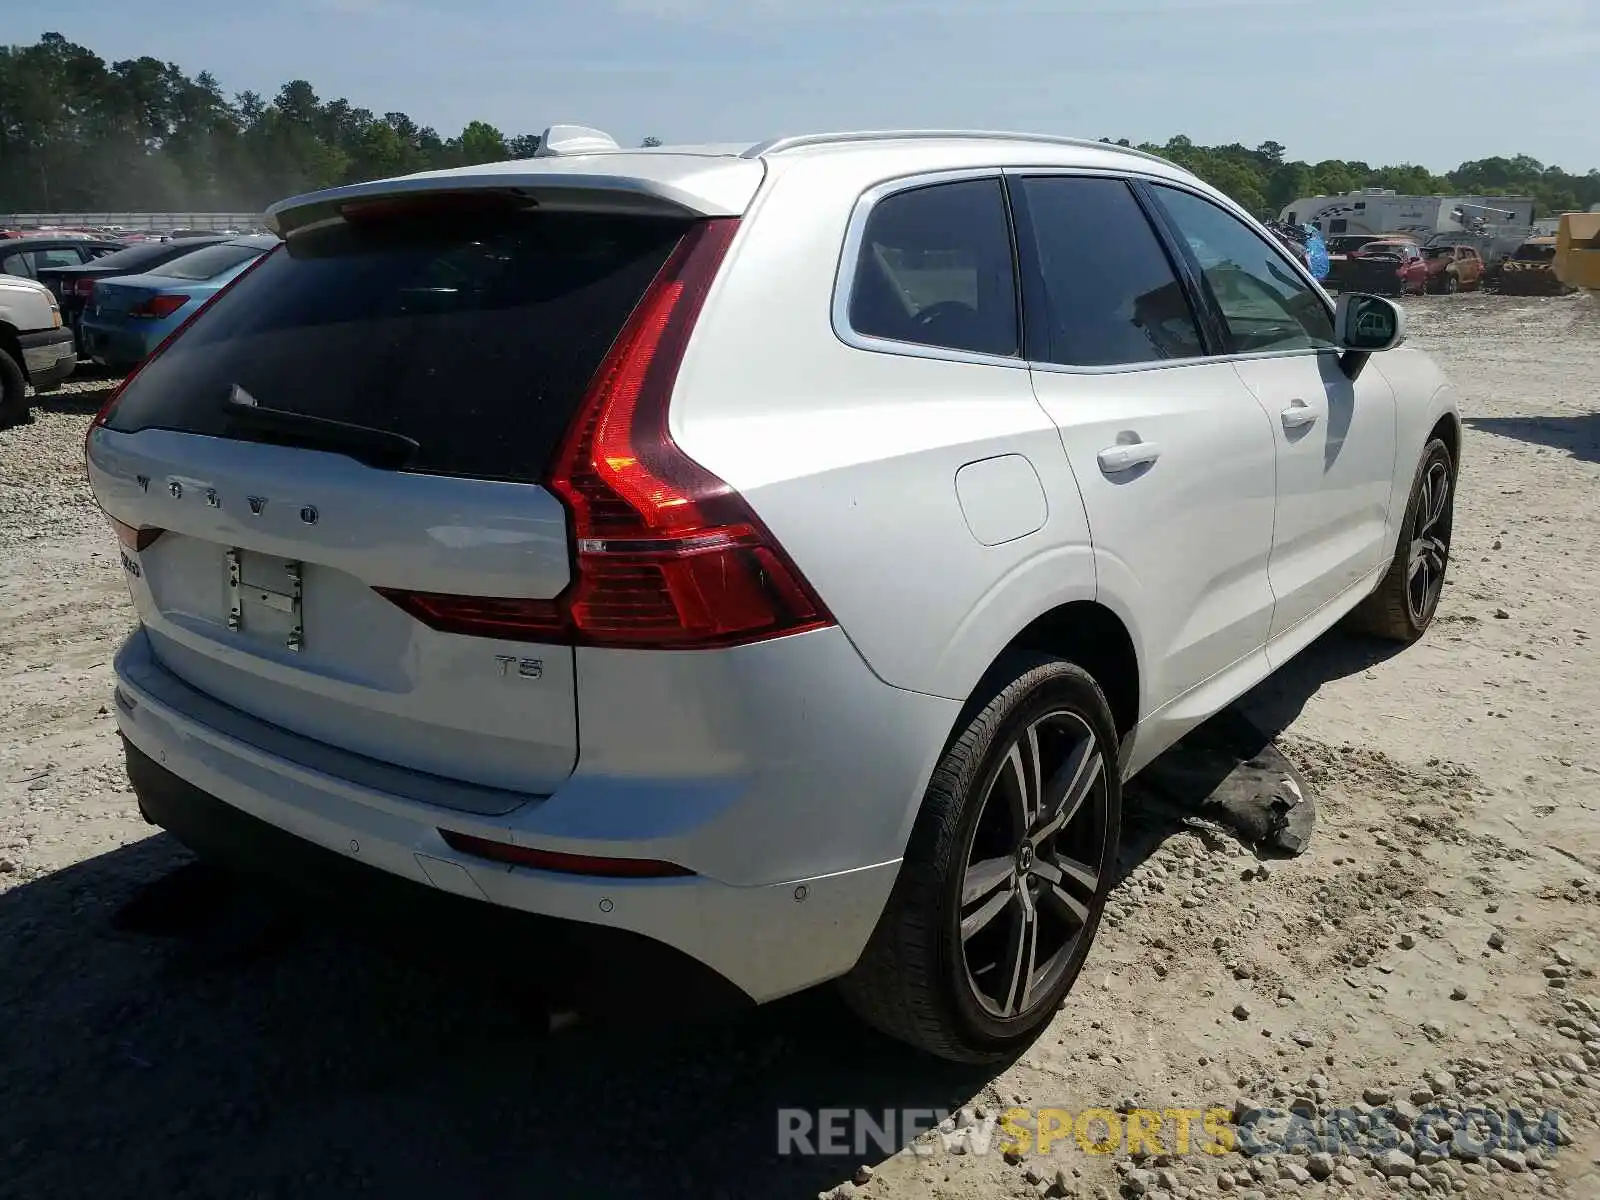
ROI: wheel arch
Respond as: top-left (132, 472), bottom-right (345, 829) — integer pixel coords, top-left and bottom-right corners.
top-left (1428, 409), bottom-right (1462, 477)
top-left (0, 322), bottom-right (25, 384)
top-left (955, 599), bottom-right (1141, 749)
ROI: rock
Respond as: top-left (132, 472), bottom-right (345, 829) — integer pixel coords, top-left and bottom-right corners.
top-left (1334, 1166), bottom-right (1357, 1185)
top-left (1375, 1149), bottom-right (1418, 1177)
top-left (1392, 1099), bottom-right (1421, 1130)
top-left (1306, 1152), bottom-right (1334, 1180)
top-left (1489, 1148), bottom-right (1525, 1172)
top-left (1233, 1003), bottom-right (1252, 1021)
top-left (1411, 1087), bottom-right (1436, 1106)
top-left (1216, 1171), bottom-right (1235, 1191)
top-left (1400, 933), bottom-right (1417, 950)
top-left (1493, 608), bottom-right (1510, 619)
top-left (1523, 1147), bottom-right (1544, 1170)
top-left (1427, 1071), bottom-right (1455, 1094)
top-left (1123, 1168), bottom-right (1155, 1195)
top-left (1488, 931), bottom-right (1506, 950)
top-left (1451, 985), bottom-right (1468, 1001)
top-left (1280, 1162), bottom-right (1311, 1185)
top-left (852, 1165), bottom-right (874, 1186)
top-left (1365, 1087), bottom-right (1395, 1106)
top-left (1291, 1030), bottom-right (1315, 1047)
top-left (1232, 1096), bottom-right (1261, 1122)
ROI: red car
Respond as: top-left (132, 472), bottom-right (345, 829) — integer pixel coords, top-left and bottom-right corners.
top-left (1340, 239), bottom-right (1428, 296)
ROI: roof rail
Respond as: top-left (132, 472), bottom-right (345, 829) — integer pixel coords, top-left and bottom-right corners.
top-left (741, 130), bottom-right (1178, 169)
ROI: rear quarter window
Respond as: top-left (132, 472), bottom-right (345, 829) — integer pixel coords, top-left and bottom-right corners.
top-left (846, 177), bottom-right (1019, 359)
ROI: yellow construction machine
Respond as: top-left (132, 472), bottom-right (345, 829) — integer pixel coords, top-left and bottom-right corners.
top-left (1554, 210), bottom-right (1600, 293)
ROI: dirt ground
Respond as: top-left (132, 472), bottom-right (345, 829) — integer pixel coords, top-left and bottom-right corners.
top-left (2, 294), bottom-right (1599, 1200)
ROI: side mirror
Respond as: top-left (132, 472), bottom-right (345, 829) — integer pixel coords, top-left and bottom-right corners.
top-left (1333, 293), bottom-right (1405, 380)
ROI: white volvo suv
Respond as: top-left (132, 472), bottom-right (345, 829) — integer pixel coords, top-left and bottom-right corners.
top-left (86, 127), bottom-right (1459, 1062)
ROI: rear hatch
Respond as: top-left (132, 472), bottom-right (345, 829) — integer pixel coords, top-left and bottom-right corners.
top-left (87, 203), bottom-right (696, 807)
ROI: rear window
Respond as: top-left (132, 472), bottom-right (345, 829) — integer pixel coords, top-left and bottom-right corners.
top-left (1515, 243), bottom-right (1556, 261)
top-left (104, 211), bottom-right (690, 483)
top-left (87, 240), bottom-right (213, 273)
top-left (151, 242), bottom-right (268, 281)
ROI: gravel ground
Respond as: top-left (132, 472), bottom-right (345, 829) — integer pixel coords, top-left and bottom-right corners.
top-left (2, 295), bottom-right (1599, 1200)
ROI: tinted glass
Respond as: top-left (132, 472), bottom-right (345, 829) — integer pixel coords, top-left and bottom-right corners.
top-left (105, 211), bottom-right (690, 484)
top-left (1019, 176), bottom-right (1203, 366)
top-left (84, 240), bottom-right (214, 273)
top-left (25, 248), bottom-right (84, 271)
top-left (152, 241), bottom-right (269, 281)
top-left (849, 178), bottom-right (1018, 358)
top-left (1151, 186), bottom-right (1336, 355)
top-left (1, 251), bottom-right (33, 278)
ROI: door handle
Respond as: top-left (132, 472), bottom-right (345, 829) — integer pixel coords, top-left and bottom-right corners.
top-left (1280, 399), bottom-right (1318, 429)
top-left (1097, 441), bottom-right (1162, 473)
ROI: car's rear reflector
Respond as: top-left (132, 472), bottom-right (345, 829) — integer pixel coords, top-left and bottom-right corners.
top-left (438, 829), bottom-right (694, 878)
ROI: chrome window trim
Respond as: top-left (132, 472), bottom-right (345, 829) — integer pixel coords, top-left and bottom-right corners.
top-left (831, 165), bottom-right (1343, 377)
top-left (831, 167), bottom-right (1029, 371)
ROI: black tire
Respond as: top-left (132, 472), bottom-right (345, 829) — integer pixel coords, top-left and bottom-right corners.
top-left (0, 348), bottom-right (31, 428)
top-left (1443, 271), bottom-right (1460, 295)
top-left (1348, 437), bottom-right (1455, 642)
top-left (838, 654), bottom-right (1121, 1063)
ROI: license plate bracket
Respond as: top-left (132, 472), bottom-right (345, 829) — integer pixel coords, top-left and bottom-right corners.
top-left (226, 549), bottom-right (304, 652)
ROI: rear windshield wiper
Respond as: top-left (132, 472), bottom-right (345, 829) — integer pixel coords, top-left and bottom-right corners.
top-left (221, 386), bottom-right (419, 471)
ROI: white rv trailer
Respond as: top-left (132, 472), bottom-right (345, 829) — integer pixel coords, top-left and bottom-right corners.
top-left (1279, 189), bottom-right (1535, 237)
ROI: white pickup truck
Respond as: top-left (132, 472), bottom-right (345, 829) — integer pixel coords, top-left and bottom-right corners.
top-left (1, 273), bottom-right (76, 426)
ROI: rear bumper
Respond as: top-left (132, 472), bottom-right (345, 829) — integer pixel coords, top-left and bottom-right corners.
top-left (124, 741), bottom-right (751, 1015)
top-left (112, 626), bottom-right (955, 1003)
top-left (79, 319), bottom-right (154, 369)
top-left (17, 327), bottom-right (76, 389)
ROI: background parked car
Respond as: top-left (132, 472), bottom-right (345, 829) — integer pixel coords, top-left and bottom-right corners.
top-left (1423, 244), bottom-right (1484, 293)
top-left (35, 236), bottom-right (228, 341)
top-left (79, 234), bottom-right (276, 371)
top-left (1340, 239), bottom-right (1428, 296)
top-left (1324, 233), bottom-right (1414, 291)
top-left (1497, 236), bottom-right (1568, 295)
top-left (0, 235), bottom-right (125, 282)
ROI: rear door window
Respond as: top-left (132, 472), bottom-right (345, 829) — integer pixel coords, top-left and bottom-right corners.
top-left (1015, 175), bottom-right (1205, 367)
top-left (847, 178), bottom-right (1019, 358)
top-left (103, 210), bottom-right (692, 484)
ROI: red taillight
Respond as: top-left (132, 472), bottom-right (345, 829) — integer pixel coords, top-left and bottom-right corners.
top-left (437, 829), bottom-right (693, 878)
top-left (86, 245), bottom-right (279, 456)
top-left (109, 518), bottom-right (164, 552)
top-left (128, 294), bottom-right (190, 319)
top-left (74, 278), bottom-right (96, 297)
top-left (377, 218), bottom-right (836, 651)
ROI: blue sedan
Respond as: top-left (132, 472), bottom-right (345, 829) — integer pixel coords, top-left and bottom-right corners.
top-left (81, 234), bottom-right (278, 370)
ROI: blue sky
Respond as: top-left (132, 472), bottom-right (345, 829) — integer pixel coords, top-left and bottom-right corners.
top-left (17, 0), bottom-right (1600, 173)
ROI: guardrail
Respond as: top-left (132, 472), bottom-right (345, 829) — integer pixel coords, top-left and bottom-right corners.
top-left (0, 212), bottom-right (264, 231)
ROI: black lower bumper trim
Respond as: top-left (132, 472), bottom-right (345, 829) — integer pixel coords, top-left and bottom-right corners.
top-left (122, 740), bottom-right (754, 1016)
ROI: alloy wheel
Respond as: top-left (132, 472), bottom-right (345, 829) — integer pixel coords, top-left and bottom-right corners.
top-left (957, 711), bottom-right (1108, 1020)
top-left (1406, 458), bottom-right (1452, 624)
